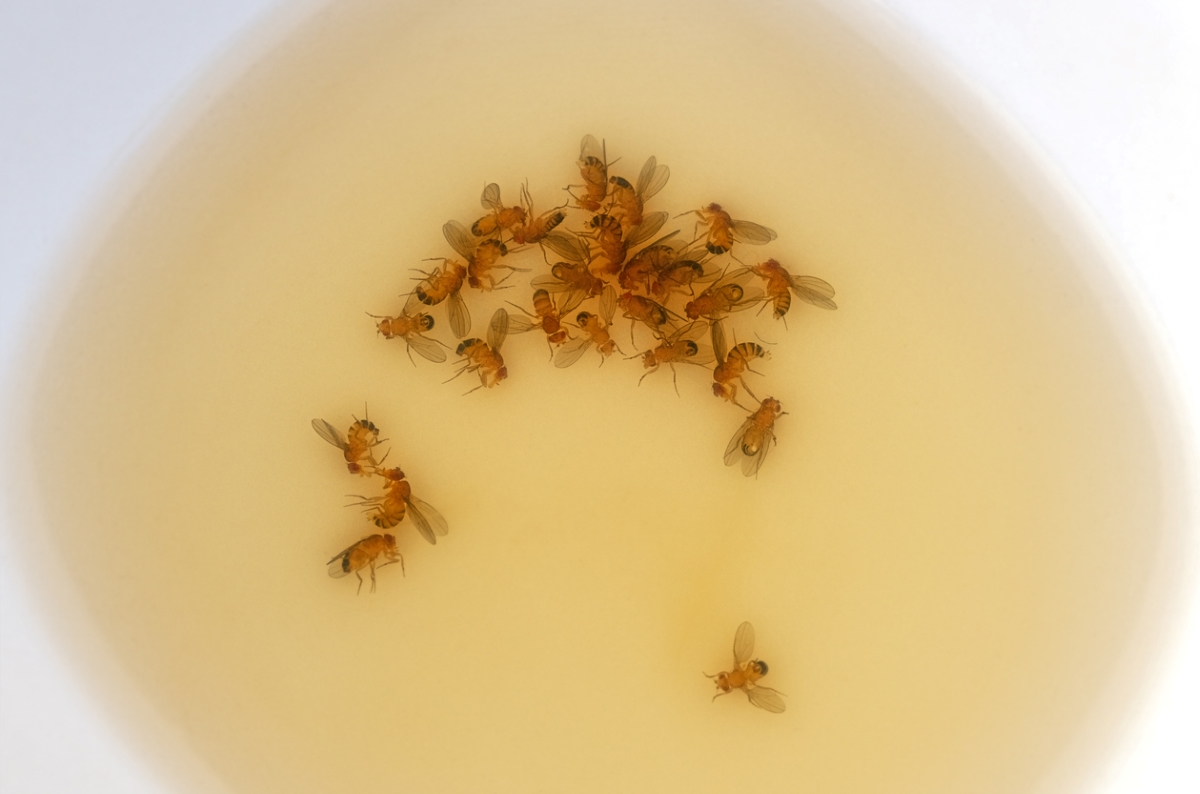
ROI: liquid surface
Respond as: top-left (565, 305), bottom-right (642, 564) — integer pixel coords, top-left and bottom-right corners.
top-left (17, 0), bottom-right (1184, 791)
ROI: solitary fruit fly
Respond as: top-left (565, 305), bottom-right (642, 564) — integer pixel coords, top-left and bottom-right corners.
top-left (705, 621), bottom-right (786, 713)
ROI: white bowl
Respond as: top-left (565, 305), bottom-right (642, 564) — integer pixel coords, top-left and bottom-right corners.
top-left (2, 1), bottom-right (1194, 791)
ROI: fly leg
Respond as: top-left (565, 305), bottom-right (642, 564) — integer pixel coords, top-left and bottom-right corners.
top-left (442, 363), bottom-right (473, 384)
top-left (739, 378), bottom-right (760, 405)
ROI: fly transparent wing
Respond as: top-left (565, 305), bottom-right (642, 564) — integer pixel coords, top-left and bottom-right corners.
top-left (625, 211), bottom-right (668, 248)
top-left (487, 308), bottom-right (509, 352)
top-left (326, 543), bottom-right (359, 576)
top-left (506, 312), bottom-right (538, 334)
top-left (542, 231), bottom-right (591, 264)
top-left (711, 318), bottom-right (729, 363)
top-left (480, 182), bottom-right (502, 211)
top-left (642, 229), bottom-right (682, 251)
top-left (554, 336), bottom-right (592, 368)
top-left (559, 288), bottom-right (587, 316)
top-left (674, 320), bottom-right (709, 343)
top-left (690, 346), bottom-right (716, 366)
top-left (405, 333), bottom-right (448, 363)
top-left (713, 267), bottom-right (756, 291)
top-left (404, 495), bottom-right (447, 545)
top-left (580, 133), bottom-right (604, 163)
top-left (408, 495), bottom-right (448, 536)
top-left (791, 275), bottom-right (838, 310)
top-left (636, 156), bottom-right (670, 200)
top-left (600, 284), bottom-right (617, 324)
top-left (742, 426), bottom-right (775, 477)
top-left (531, 273), bottom-right (567, 292)
top-left (443, 220), bottom-right (476, 259)
top-left (730, 219), bottom-right (778, 245)
top-left (727, 286), bottom-right (765, 312)
top-left (311, 419), bottom-right (348, 450)
top-left (447, 290), bottom-right (471, 339)
top-left (746, 686), bottom-right (786, 713)
top-left (724, 418), bottom-right (754, 467)
top-left (404, 289), bottom-right (427, 315)
top-left (732, 621), bottom-right (756, 666)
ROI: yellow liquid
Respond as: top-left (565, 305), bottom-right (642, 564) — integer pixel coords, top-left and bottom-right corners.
top-left (11, 0), bottom-right (1190, 791)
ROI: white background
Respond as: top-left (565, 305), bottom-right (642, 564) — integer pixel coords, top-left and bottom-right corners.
top-left (2, 1), bottom-right (1197, 791)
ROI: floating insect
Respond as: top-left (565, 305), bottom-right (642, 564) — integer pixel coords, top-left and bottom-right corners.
top-left (712, 341), bottom-right (771, 408)
top-left (651, 255), bottom-right (709, 302)
top-left (471, 182), bottom-right (527, 239)
top-left (327, 533), bottom-right (403, 594)
top-left (745, 258), bottom-right (837, 320)
top-left (633, 320), bottom-right (714, 394)
top-left (555, 285), bottom-right (618, 367)
top-left (369, 308), bottom-right (447, 364)
top-left (531, 260), bottom-right (606, 312)
top-left (705, 621), bottom-right (786, 713)
top-left (311, 414), bottom-right (383, 476)
top-left (724, 397), bottom-right (784, 477)
top-left (444, 220), bottom-right (527, 292)
top-left (350, 466), bottom-right (450, 543)
top-left (569, 134), bottom-right (611, 212)
top-left (448, 307), bottom-right (510, 392)
top-left (406, 257), bottom-right (471, 339)
top-left (617, 291), bottom-right (675, 346)
top-left (586, 211), bottom-right (669, 276)
top-left (687, 203), bottom-right (777, 255)
top-left (608, 154), bottom-right (670, 230)
top-left (507, 288), bottom-right (575, 354)
top-left (684, 268), bottom-right (763, 323)
top-left (510, 183), bottom-right (567, 246)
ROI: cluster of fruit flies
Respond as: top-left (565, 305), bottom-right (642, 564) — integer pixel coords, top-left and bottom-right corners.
top-left (370, 135), bottom-right (836, 476)
top-left (311, 410), bottom-right (447, 593)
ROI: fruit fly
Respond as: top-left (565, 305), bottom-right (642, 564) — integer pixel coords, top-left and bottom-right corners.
top-left (651, 250), bottom-right (709, 302)
top-left (608, 154), bottom-right (670, 230)
top-left (725, 397), bottom-right (785, 477)
top-left (705, 621), bottom-right (786, 712)
top-left (555, 285), bottom-right (619, 367)
top-left (633, 320), bottom-right (715, 394)
top-left (327, 533), bottom-right (402, 594)
top-left (586, 210), bottom-right (668, 276)
top-left (406, 258), bottom-right (470, 339)
top-left (617, 291), bottom-right (675, 346)
top-left (507, 288), bottom-right (575, 355)
top-left (311, 414), bottom-right (383, 476)
top-left (684, 268), bottom-right (763, 323)
top-left (510, 183), bottom-right (567, 246)
top-left (712, 341), bottom-right (771, 408)
top-left (746, 258), bottom-right (838, 320)
top-left (369, 309), bottom-right (447, 364)
top-left (471, 182), bottom-right (527, 238)
top-left (444, 220), bottom-right (527, 292)
top-left (350, 467), bottom-right (450, 543)
top-left (686, 203), bottom-right (778, 255)
top-left (448, 307), bottom-right (510, 393)
top-left (569, 134), bottom-right (611, 212)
